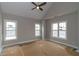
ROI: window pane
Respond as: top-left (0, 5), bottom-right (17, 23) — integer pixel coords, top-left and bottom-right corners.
top-left (6, 27), bottom-right (16, 30)
top-left (59, 30), bottom-right (66, 39)
top-left (6, 37), bottom-right (16, 40)
top-left (35, 27), bottom-right (40, 30)
top-left (6, 22), bottom-right (16, 28)
top-left (35, 24), bottom-right (40, 30)
top-left (59, 22), bottom-right (66, 30)
top-left (6, 31), bottom-right (16, 37)
top-left (35, 31), bottom-right (40, 36)
top-left (52, 31), bottom-right (58, 37)
top-left (35, 24), bottom-right (40, 36)
top-left (52, 23), bottom-right (58, 30)
top-left (5, 21), bottom-right (17, 40)
top-left (35, 24), bottom-right (40, 28)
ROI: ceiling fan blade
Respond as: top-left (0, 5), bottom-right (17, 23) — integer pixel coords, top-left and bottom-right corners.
top-left (32, 2), bottom-right (37, 6)
top-left (39, 2), bottom-right (47, 6)
top-left (32, 7), bottom-right (36, 10)
top-left (39, 8), bottom-right (43, 11)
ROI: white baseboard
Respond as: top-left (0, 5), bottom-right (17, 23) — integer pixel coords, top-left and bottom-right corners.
top-left (49, 39), bottom-right (78, 49)
top-left (3, 39), bottom-right (38, 48)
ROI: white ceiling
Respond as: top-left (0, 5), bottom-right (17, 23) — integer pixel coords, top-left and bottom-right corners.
top-left (0, 2), bottom-right (53, 19)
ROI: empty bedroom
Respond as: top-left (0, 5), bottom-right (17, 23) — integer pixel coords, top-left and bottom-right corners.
top-left (0, 2), bottom-right (79, 56)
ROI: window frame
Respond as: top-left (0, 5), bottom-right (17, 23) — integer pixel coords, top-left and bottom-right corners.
top-left (58, 21), bottom-right (67, 39)
top-left (51, 21), bottom-right (67, 39)
top-left (51, 23), bottom-right (58, 38)
top-left (4, 19), bottom-right (17, 41)
top-left (35, 23), bottom-right (41, 37)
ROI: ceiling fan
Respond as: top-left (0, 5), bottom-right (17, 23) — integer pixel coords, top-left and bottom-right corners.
top-left (32, 2), bottom-right (47, 11)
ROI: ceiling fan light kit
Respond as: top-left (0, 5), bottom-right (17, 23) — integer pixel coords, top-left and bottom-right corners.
top-left (32, 2), bottom-right (47, 11)
top-left (36, 6), bottom-right (40, 9)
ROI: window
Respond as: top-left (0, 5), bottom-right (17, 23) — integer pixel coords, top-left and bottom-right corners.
top-left (51, 23), bottom-right (58, 37)
top-left (59, 22), bottom-right (66, 39)
top-left (4, 20), bottom-right (17, 40)
top-left (51, 22), bottom-right (67, 39)
top-left (35, 24), bottom-right (40, 36)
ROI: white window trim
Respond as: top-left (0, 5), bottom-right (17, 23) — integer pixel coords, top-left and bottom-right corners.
top-left (4, 19), bottom-right (17, 41)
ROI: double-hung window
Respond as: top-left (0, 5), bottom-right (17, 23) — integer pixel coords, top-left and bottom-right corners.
top-left (35, 24), bottom-right (40, 37)
top-left (52, 23), bottom-right (58, 37)
top-left (59, 22), bottom-right (66, 39)
top-left (4, 20), bottom-right (17, 40)
top-left (52, 21), bottom-right (67, 39)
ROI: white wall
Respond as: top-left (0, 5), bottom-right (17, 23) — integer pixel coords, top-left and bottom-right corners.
top-left (77, 7), bottom-right (79, 49)
top-left (2, 13), bottom-right (41, 47)
top-left (44, 2), bottom-right (79, 49)
top-left (0, 4), bottom-right (2, 53)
